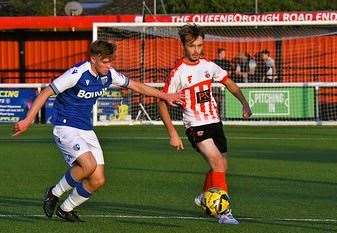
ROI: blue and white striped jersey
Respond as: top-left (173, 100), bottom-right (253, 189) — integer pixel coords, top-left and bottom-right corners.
top-left (49, 61), bottom-right (129, 130)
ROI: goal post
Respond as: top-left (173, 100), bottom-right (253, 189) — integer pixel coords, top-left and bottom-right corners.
top-left (92, 21), bottom-right (337, 126)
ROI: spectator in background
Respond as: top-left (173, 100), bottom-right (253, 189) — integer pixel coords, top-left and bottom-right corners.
top-left (261, 49), bottom-right (277, 82)
top-left (232, 52), bottom-right (250, 83)
top-left (248, 54), bottom-right (257, 82)
top-left (253, 51), bottom-right (265, 82)
top-left (214, 48), bottom-right (232, 74)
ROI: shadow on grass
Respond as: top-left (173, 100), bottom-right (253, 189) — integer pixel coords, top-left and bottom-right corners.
top-left (0, 196), bottom-right (41, 208)
top-left (242, 218), bottom-right (337, 232)
top-left (0, 195), bottom-right (200, 223)
top-left (231, 147), bottom-right (337, 163)
top-left (230, 173), bottom-right (337, 187)
top-left (115, 219), bottom-right (182, 228)
top-left (83, 200), bottom-right (200, 217)
top-left (112, 166), bottom-right (204, 176)
top-left (112, 165), bottom-right (337, 187)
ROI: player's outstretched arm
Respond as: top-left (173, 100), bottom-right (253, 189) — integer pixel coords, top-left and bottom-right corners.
top-left (222, 78), bottom-right (252, 119)
top-left (127, 80), bottom-right (184, 107)
top-left (158, 100), bottom-right (184, 151)
top-left (12, 86), bottom-right (54, 136)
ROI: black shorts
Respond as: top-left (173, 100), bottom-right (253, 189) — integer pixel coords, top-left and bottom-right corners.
top-left (185, 122), bottom-right (227, 153)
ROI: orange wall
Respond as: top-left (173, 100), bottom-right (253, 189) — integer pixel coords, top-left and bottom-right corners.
top-left (282, 35), bottom-right (337, 82)
top-left (0, 32), bottom-right (90, 83)
top-left (25, 39), bottom-right (90, 83)
top-left (1, 33), bottom-right (337, 84)
top-left (0, 40), bottom-right (19, 83)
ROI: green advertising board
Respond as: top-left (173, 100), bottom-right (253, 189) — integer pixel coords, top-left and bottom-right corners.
top-left (224, 87), bottom-right (315, 118)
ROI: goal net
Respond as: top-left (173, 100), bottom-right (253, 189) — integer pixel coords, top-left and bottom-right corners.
top-left (92, 22), bottom-right (337, 126)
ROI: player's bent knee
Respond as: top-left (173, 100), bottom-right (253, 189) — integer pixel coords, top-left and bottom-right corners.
top-left (97, 177), bottom-right (106, 188)
top-left (90, 176), bottom-right (106, 189)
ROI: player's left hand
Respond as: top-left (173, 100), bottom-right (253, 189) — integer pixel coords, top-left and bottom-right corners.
top-left (242, 104), bottom-right (252, 119)
top-left (165, 92), bottom-right (185, 107)
top-left (12, 119), bottom-right (31, 137)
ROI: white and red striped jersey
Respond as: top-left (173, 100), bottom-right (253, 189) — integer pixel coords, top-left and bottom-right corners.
top-left (163, 58), bottom-right (228, 128)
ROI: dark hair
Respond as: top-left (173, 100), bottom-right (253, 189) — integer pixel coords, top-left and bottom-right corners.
top-left (178, 24), bottom-right (205, 45)
top-left (89, 40), bottom-right (117, 57)
top-left (261, 49), bottom-right (270, 55)
top-left (217, 48), bottom-right (225, 54)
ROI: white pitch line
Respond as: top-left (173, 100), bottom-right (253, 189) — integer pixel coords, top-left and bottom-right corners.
top-left (0, 214), bottom-right (336, 223)
top-left (100, 136), bottom-right (337, 141)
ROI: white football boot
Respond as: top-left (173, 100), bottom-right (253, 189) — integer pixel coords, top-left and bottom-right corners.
top-left (218, 210), bottom-right (240, 224)
top-left (194, 193), bottom-right (204, 207)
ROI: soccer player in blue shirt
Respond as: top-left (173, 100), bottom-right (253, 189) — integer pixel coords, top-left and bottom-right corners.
top-left (13, 40), bottom-right (183, 222)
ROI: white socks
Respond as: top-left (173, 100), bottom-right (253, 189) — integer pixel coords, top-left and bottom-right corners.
top-left (52, 176), bottom-right (72, 197)
top-left (51, 170), bottom-right (79, 198)
top-left (51, 170), bottom-right (92, 212)
top-left (60, 188), bottom-right (88, 212)
top-left (60, 183), bottom-right (92, 212)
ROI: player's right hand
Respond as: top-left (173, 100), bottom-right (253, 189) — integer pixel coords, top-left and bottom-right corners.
top-left (12, 119), bottom-right (31, 137)
top-left (165, 92), bottom-right (185, 107)
top-left (170, 134), bottom-right (184, 151)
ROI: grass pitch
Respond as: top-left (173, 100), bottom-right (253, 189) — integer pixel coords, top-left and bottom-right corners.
top-left (0, 124), bottom-right (336, 233)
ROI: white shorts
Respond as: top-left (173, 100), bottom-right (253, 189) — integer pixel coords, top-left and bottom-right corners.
top-left (53, 126), bottom-right (104, 166)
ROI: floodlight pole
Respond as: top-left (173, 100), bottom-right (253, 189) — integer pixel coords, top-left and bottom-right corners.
top-left (53, 0), bottom-right (57, 31)
top-left (53, 0), bottom-right (57, 16)
top-left (255, 0), bottom-right (258, 14)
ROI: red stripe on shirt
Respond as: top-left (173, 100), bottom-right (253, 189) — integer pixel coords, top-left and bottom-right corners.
top-left (189, 85), bottom-right (196, 111)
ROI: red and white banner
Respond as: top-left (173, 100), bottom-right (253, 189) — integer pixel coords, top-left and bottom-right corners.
top-left (0, 15), bottom-right (138, 30)
top-left (146, 12), bottom-right (337, 23)
top-left (1, 11), bottom-right (337, 30)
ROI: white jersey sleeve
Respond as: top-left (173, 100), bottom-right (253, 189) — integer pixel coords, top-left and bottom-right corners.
top-left (210, 62), bottom-right (228, 83)
top-left (163, 69), bottom-right (180, 94)
top-left (109, 68), bottom-right (130, 88)
top-left (50, 67), bottom-right (81, 94)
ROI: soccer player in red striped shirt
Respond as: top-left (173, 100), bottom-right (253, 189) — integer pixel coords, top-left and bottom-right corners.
top-left (158, 24), bottom-right (252, 224)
